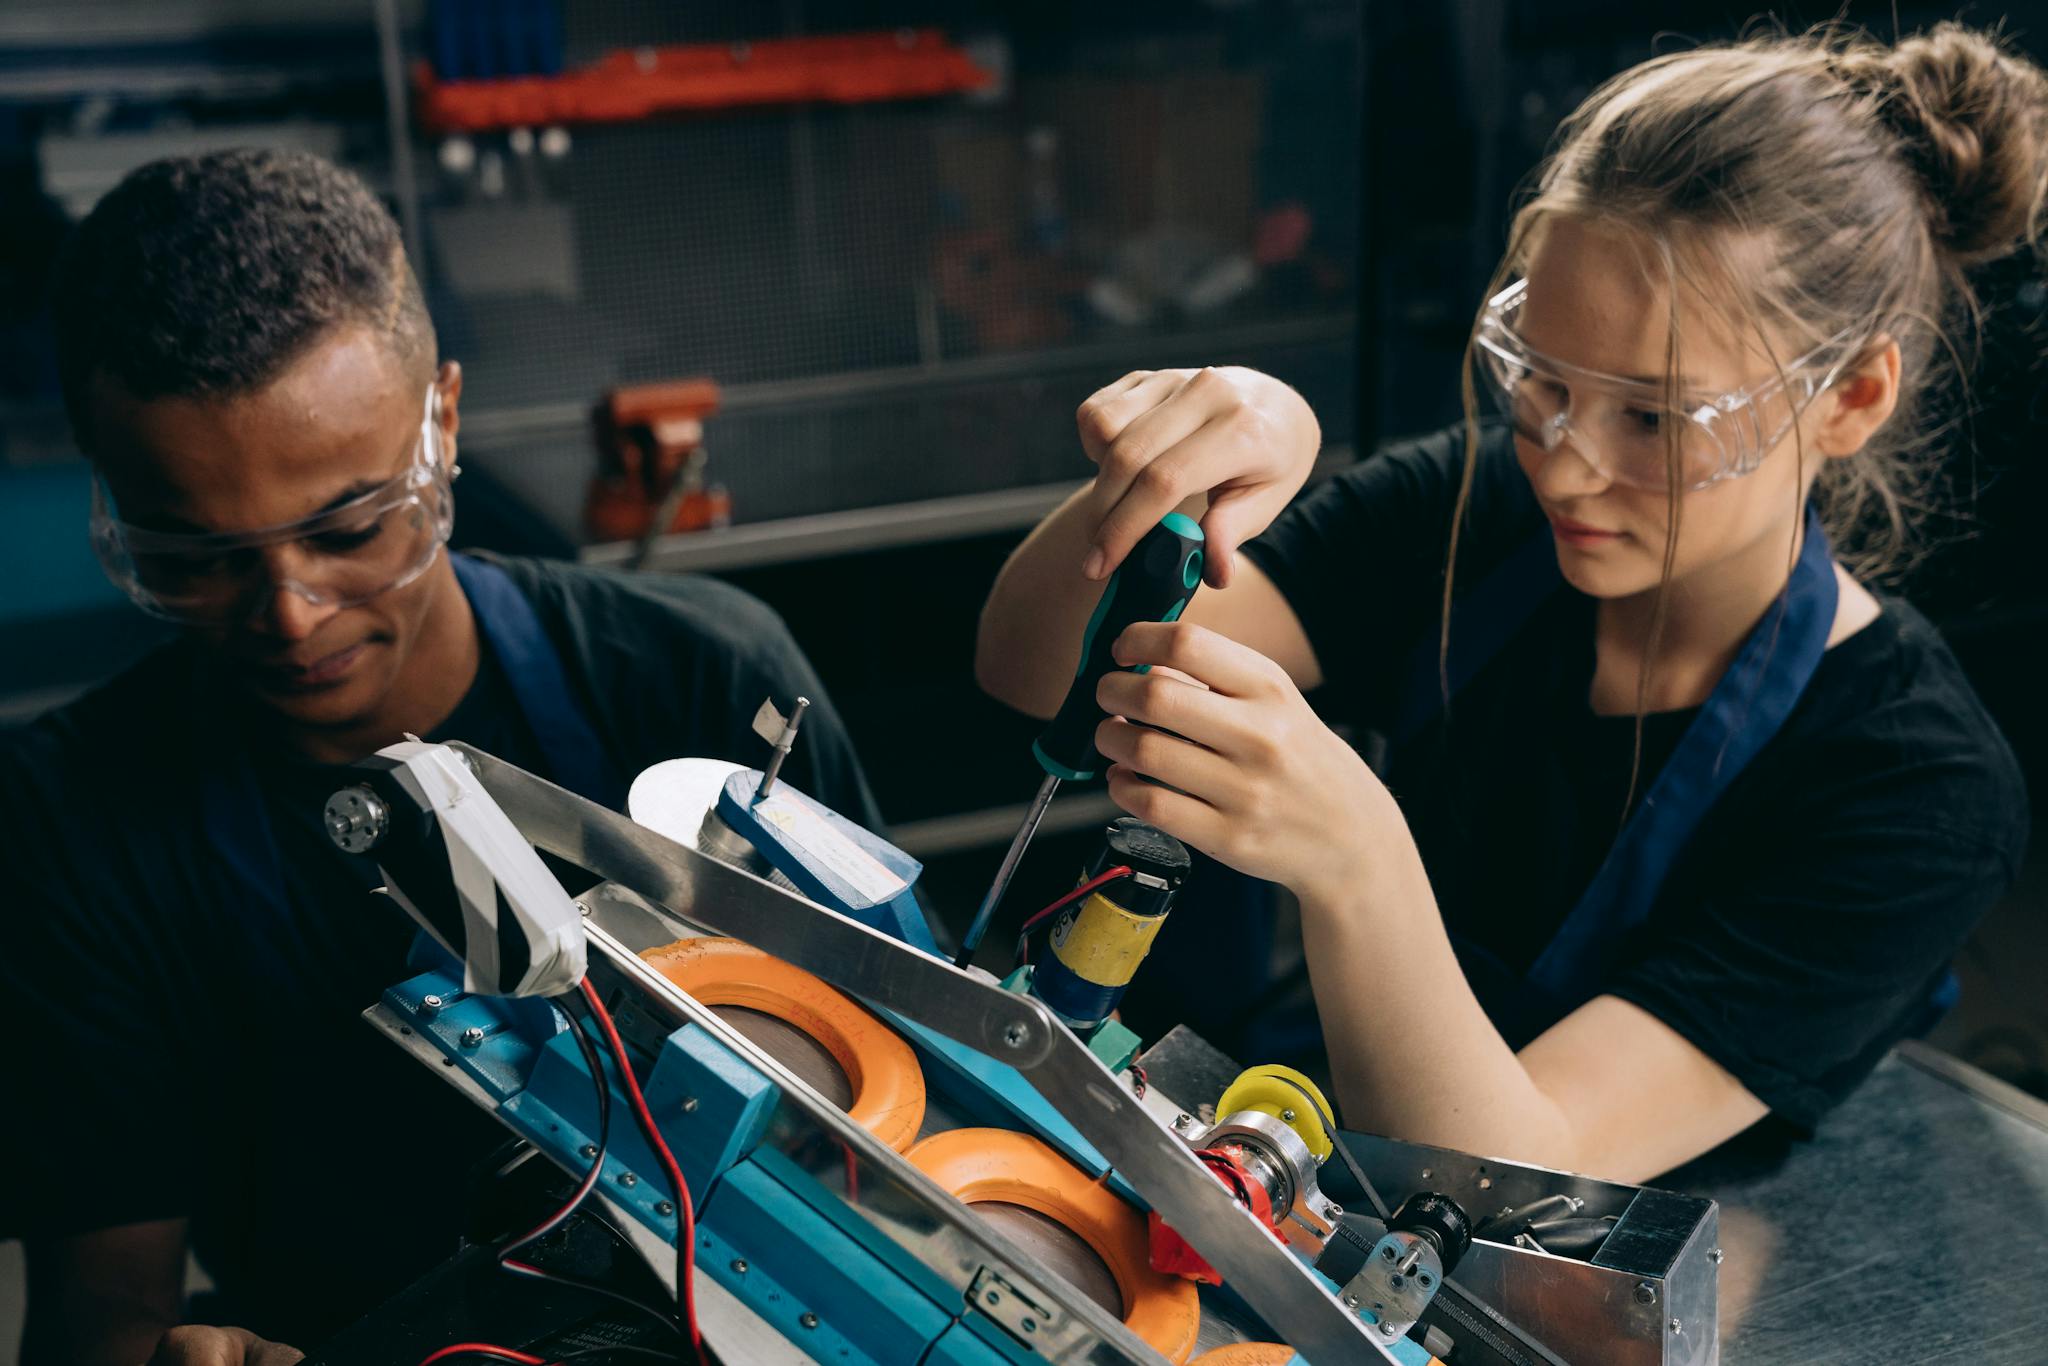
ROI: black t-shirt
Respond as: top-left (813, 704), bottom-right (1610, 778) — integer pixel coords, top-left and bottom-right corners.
top-left (0, 554), bottom-right (881, 1344)
top-left (1241, 423), bottom-right (2028, 1129)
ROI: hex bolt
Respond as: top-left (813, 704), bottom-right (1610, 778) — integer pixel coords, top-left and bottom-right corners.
top-left (799, 1313), bottom-right (819, 1330)
top-left (579, 1144), bottom-right (599, 1159)
top-left (420, 995), bottom-right (444, 1013)
top-left (732, 1259), bottom-right (749, 1274)
top-left (656, 1201), bottom-right (675, 1216)
top-left (460, 1027), bottom-right (486, 1047)
top-left (618, 1172), bottom-right (638, 1187)
top-left (1634, 1282), bottom-right (1658, 1305)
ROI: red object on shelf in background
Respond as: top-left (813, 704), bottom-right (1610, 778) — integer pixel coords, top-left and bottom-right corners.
top-left (585, 379), bottom-right (731, 545)
top-left (415, 29), bottom-right (993, 134)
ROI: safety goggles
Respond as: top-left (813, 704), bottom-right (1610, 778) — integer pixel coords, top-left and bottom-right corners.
top-left (91, 388), bottom-right (457, 626)
top-left (1474, 279), bottom-right (1857, 493)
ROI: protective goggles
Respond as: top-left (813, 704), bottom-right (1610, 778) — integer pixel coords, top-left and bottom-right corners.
top-left (91, 388), bottom-right (457, 626)
top-left (1474, 279), bottom-right (1856, 493)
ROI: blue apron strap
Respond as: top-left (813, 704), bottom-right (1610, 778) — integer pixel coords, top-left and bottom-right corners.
top-left (450, 552), bottom-right (627, 810)
top-left (1524, 506), bottom-right (1838, 1004)
top-left (1388, 528), bottom-right (1563, 749)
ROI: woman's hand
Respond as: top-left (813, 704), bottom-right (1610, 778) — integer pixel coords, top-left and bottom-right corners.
top-left (1077, 366), bottom-right (1320, 588)
top-left (1093, 620), bottom-right (1389, 902)
top-left (150, 1326), bottom-right (304, 1366)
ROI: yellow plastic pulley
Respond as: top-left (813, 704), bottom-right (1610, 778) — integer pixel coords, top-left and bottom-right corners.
top-left (1215, 1064), bottom-right (1338, 1162)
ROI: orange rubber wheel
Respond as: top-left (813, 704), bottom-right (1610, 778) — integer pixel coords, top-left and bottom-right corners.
top-left (641, 936), bottom-right (926, 1152)
top-left (907, 1127), bottom-right (1201, 1362)
top-left (1190, 1346), bottom-right (1297, 1365)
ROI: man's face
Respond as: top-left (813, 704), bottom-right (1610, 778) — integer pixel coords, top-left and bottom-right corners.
top-left (89, 327), bottom-right (462, 731)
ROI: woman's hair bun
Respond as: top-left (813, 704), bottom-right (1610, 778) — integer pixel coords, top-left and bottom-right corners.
top-left (1863, 23), bottom-right (2048, 267)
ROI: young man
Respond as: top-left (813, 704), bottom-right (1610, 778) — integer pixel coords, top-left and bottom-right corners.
top-left (0, 150), bottom-right (879, 1365)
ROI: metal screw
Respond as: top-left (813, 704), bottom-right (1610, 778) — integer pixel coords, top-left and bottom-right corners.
top-left (1709, 1247), bottom-right (1724, 1265)
top-left (1670, 1318), bottom-right (1684, 1336)
top-left (799, 1312), bottom-right (819, 1330)
top-left (619, 1172), bottom-right (638, 1187)
top-left (681, 1097), bottom-right (700, 1113)
top-left (985, 1290), bottom-right (1002, 1306)
top-left (1634, 1282), bottom-right (1658, 1305)
top-left (1344, 1294), bottom-right (1360, 1309)
top-left (1478, 1176), bottom-right (1492, 1190)
top-left (574, 900), bottom-right (591, 918)
top-left (1003, 1024), bottom-right (1027, 1047)
top-left (732, 1259), bottom-right (749, 1274)
top-left (1420, 1168), bottom-right (1432, 1179)
top-left (460, 1027), bottom-right (486, 1047)
top-left (579, 1144), bottom-right (599, 1159)
top-left (1172, 1113), bottom-right (1192, 1131)
top-left (421, 994), bottom-right (444, 1012)
top-left (1379, 1321), bottom-right (1397, 1336)
top-left (656, 1201), bottom-right (675, 1216)
top-left (1022, 1319), bottom-right (1037, 1333)
top-left (1281, 1107), bottom-right (1298, 1123)
top-left (1323, 1201), bottom-right (1342, 1220)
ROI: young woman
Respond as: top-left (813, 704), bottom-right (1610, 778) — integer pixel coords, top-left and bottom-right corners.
top-left (977, 24), bottom-right (2045, 1183)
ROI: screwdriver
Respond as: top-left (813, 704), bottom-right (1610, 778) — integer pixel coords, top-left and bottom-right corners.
top-left (954, 512), bottom-right (1206, 968)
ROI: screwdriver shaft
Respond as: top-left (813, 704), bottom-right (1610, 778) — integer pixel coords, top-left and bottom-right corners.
top-left (954, 772), bottom-right (1060, 967)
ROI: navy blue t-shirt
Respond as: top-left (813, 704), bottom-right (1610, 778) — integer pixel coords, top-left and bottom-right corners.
top-left (0, 554), bottom-right (880, 1345)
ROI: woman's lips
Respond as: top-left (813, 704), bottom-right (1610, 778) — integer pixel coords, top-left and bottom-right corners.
top-left (1548, 514), bottom-right (1624, 548)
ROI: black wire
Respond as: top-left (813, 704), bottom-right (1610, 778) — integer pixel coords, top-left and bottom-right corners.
top-left (497, 1004), bottom-right (683, 1343)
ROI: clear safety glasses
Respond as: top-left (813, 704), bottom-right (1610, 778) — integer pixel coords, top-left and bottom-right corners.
top-left (91, 388), bottom-right (457, 626)
top-left (1474, 279), bottom-right (1857, 493)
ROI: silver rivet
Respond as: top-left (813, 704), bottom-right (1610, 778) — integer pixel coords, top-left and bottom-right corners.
top-left (732, 1259), bottom-right (748, 1274)
top-left (619, 1172), bottom-right (638, 1187)
top-left (656, 1201), bottom-right (674, 1216)
top-left (421, 995), bottom-right (444, 1012)
top-left (799, 1312), bottom-right (819, 1330)
top-left (460, 1027), bottom-right (486, 1047)
top-left (1709, 1247), bottom-right (1724, 1265)
top-left (579, 1144), bottom-right (598, 1159)
top-left (681, 1097), bottom-right (700, 1113)
top-left (1634, 1282), bottom-right (1658, 1305)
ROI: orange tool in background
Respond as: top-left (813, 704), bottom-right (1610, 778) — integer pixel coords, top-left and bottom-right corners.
top-left (585, 378), bottom-right (731, 549)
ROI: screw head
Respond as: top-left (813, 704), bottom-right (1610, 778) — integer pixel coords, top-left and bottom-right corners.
top-left (618, 1172), bottom-right (638, 1187)
top-left (1003, 1023), bottom-right (1028, 1047)
top-left (1344, 1294), bottom-right (1360, 1309)
top-left (985, 1290), bottom-right (1002, 1306)
top-left (1022, 1319), bottom-right (1036, 1333)
top-left (460, 1026), bottom-right (486, 1047)
top-left (1323, 1201), bottom-right (1342, 1220)
top-left (799, 1312), bottom-right (819, 1330)
top-left (1378, 1320), bottom-right (1397, 1336)
top-left (1634, 1281), bottom-right (1658, 1305)
top-left (655, 1201), bottom-right (675, 1216)
top-left (1172, 1113), bottom-right (1193, 1131)
top-left (1670, 1318), bottom-right (1684, 1336)
top-left (1281, 1107), bottom-right (1298, 1122)
top-left (732, 1259), bottom-right (749, 1274)
top-left (579, 1144), bottom-right (599, 1159)
top-left (1420, 1168), bottom-right (1432, 1179)
top-left (1709, 1247), bottom-right (1725, 1265)
top-left (421, 994), bottom-right (444, 1012)
top-left (681, 1096), bottom-right (700, 1113)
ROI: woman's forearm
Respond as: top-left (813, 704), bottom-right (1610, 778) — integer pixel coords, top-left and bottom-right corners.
top-left (1297, 802), bottom-right (1581, 1170)
top-left (975, 485), bottom-right (1111, 717)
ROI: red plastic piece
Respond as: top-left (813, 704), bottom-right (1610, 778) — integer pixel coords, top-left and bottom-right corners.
top-left (1147, 1147), bottom-right (1285, 1285)
top-left (585, 378), bottom-right (730, 543)
top-left (416, 29), bottom-right (993, 134)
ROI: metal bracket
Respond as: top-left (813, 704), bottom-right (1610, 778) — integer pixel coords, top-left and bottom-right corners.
top-left (966, 1265), bottom-right (1066, 1347)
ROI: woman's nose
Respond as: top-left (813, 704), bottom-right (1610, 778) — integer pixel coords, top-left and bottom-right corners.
top-left (1527, 421), bottom-right (1614, 500)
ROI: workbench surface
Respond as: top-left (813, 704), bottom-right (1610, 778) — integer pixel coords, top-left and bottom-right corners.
top-left (1666, 1041), bottom-right (2048, 1365)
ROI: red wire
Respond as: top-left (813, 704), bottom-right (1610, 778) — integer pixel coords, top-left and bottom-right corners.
top-left (1015, 865), bottom-right (1133, 965)
top-left (582, 976), bottom-right (708, 1366)
top-left (416, 1345), bottom-right (545, 1366)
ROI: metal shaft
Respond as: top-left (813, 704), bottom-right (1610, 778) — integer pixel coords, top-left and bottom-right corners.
top-left (954, 772), bottom-right (1059, 967)
top-left (755, 695), bottom-right (810, 800)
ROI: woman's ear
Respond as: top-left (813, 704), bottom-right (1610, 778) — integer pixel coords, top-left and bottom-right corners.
top-left (1813, 337), bottom-right (1900, 459)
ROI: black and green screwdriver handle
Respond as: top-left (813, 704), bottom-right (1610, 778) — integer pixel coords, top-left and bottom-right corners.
top-left (954, 513), bottom-right (1205, 967)
top-left (1031, 511), bottom-right (1208, 780)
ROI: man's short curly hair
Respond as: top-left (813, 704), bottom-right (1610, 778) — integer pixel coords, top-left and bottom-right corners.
top-left (52, 148), bottom-right (434, 444)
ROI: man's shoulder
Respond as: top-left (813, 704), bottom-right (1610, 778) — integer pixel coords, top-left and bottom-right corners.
top-left (479, 553), bottom-right (791, 660)
top-left (3, 642), bottom-right (201, 790)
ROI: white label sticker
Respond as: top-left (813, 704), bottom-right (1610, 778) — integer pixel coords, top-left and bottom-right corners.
top-left (754, 794), bottom-right (906, 906)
